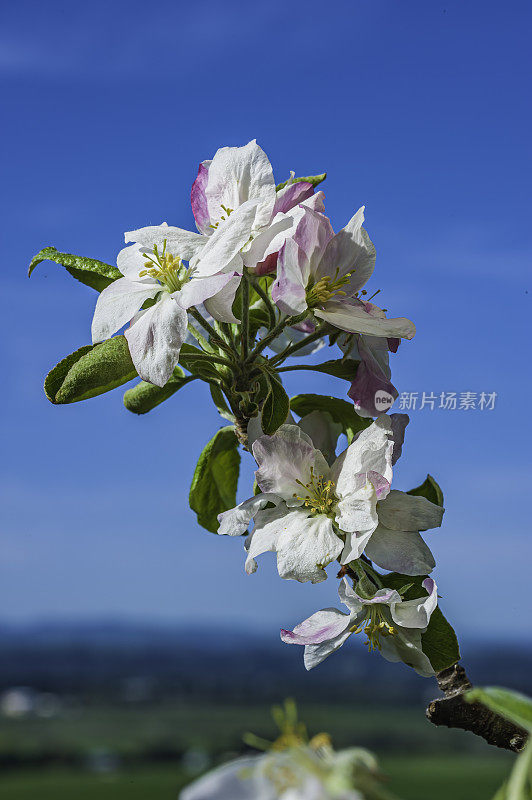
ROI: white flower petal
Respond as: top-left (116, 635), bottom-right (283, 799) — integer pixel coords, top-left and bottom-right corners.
top-left (177, 272), bottom-right (235, 311)
top-left (180, 755), bottom-right (269, 800)
top-left (116, 243), bottom-right (153, 281)
top-left (205, 139), bottom-right (276, 230)
top-left (124, 294), bottom-right (187, 387)
top-left (244, 504), bottom-right (287, 574)
top-left (125, 222), bottom-right (205, 261)
top-left (241, 214), bottom-right (294, 268)
top-left (91, 277), bottom-right (158, 343)
top-left (315, 300), bottom-right (416, 339)
top-left (193, 200), bottom-right (258, 277)
top-left (297, 411), bottom-right (342, 465)
top-left (331, 416), bottom-right (393, 499)
top-left (303, 626), bottom-right (354, 670)
top-left (253, 425), bottom-right (330, 506)
top-left (334, 478), bottom-right (379, 535)
top-left (271, 238), bottom-right (309, 316)
top-left (377, 489), bottom-right (444, 531)
top-left (378, 628), bottom-right (435, 677)
top-left (391, 578), bottom-right (438, 629)
top-left (364, 524), bottom-right (436, 576)
top-left (339, 529), bottom-right (374, 563)
top-left (204, 274), bottom-right (242, 323)
top-left (217, 493), bottom-right (281, 537)
top-left (275, 511), bottom-right (343, 583)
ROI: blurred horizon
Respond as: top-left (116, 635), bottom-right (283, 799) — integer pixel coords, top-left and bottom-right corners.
top-left (1, 0), bottom-right (531, 644)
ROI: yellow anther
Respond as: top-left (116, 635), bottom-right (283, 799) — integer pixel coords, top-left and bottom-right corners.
top-left (293, 467), bottom-right (337, 517)
top-left (351, 604), bottom-right (396, 652)
top-left (139, 239), bottom-right (190, 293)
top-left (306, 269), bottom-right (353, 307)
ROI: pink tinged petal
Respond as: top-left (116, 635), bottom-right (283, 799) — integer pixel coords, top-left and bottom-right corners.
top-left (91, 278), bottom-right (159, 343)
top-left (275, 512), bottom-right (343, 583)
top-left (204, 274), bottom-right (242, 323)
top-left (280, 607), bottom-right (351, 645)
top-left (253, 251), bottom-right (278, 276)
top-left (190, 161), bottom-right (212, 235)
top-left (331, 415), bottom-right (393, 499)
top-left (217, 493), bottom-right (281, 537)
top-left (297, 410), bottom-right (342, 465)
top-left (124, 223), bottom-right (205, 261)
top-left (378, 628), bottom-right (434, 677)
top-left (389, 413), bottom-right (410, 465)
top-left (364, 524), bottom-right (436, 576)
top-left (303, 626), bottom-right (354, 670)
top-left (273, 181), bottom-right (315, 215)
top-left (242, 215), bottom-right (294, 269)
top-left (359, 587), bottom-right (402, 606)
top-left (315, 299), bottom-right (416, 339)
top-left (303, 190), bottom-right (325, 213)
top-left (193, 199), bottom-right (258, 277)
top-left (177, 272), bottom-right (235, 311)
top-left (124, 294), bottom-right (187, 387)
top-left (271, 239), bottom-right (309, 315)
top-left (293, 206), bottom-right (334, 271)
top-left (391, 578), bottom-right (438, 630)
top-left (317, 206), bottom-right (376, 289)
top-left (205, 139), bottom-right (276, 230)
top-left (253, 425), bottom-right (330, 506)
top-left (377, 489), bottom-right (444, 531)
top-left (348, 362), bottom-right (397, 418)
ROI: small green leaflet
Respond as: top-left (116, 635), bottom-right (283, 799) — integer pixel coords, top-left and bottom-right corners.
top-left (407, 474), bottom-right (444, 507)
top-left (189, 427), bottom-right (241, 533)
top-left (45, 336), bottom-right (137, 404)
top-left (29, 247), bottom-right (121, 292)
top-left (262, 374), bottom-right (290, 435)
top-left (385, 572), bottom-right (460, 672)
top-left (279, 358), bottom-right (359, 381)
top-left (276, 173), bottom-right (327, 191)
top-left (123, 367), bottom-right (195, 414)
top-left (290, 394), bottom-right (370, 444)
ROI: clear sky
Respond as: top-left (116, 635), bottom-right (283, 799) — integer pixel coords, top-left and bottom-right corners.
top-left (1, 0), bottom-right (531, 643)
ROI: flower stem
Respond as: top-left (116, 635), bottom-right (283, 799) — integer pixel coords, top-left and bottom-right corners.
top-left (246, 312), bottom-right (307, 363)
top-left (241, 269), bottom-right (250, 360)
top-left (189, 307), bottom-right (236, 359)
top-left (249, 276), bottom-right (277, 328)
top-left (269, 323), bottom-right (327, 365)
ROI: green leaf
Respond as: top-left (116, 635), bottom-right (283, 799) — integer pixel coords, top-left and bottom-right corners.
top-left (262, 374), bottom-right (290, 435)
top-left (276, 173), bottom-right (327, 191)
top-left (29, 247), bottom-right (121, 292)
top-left (385, 573), bottom-right (460, 672)
top-left (280, 358), bottom-right (359, 380)
top-left (46, 336), bottom-right (137, 404)
top-left (189, 427), bottom-right (240, 533)
top-left (210, 385), bottom-right (235, 422)
top-left (407, 474), bottom-right (444, 507)
top-left (123, 366), bottom-right (194, 414)
top-left (290, 394), bottom-right (370, 444)
top-left (466, 688), bottom-right (532, 732)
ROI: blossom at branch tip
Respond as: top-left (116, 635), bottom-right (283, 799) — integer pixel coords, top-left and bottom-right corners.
top-left (218, 417), bottom-right (394, 583)
top-left (91, 230), bottom-right (240, 387)
top-left (272, 205), bottom-right (416, 339)
top-left (281, 576), bottom-right (438, 676)
top-left (190, 140), bottom-right (326, 275)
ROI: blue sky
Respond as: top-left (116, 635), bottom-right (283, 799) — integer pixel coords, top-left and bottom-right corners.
top-left (1, 0), bottom-right (531, 644)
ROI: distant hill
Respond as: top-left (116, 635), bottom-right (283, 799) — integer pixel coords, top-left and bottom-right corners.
top-left (1, 620), bottom-right (530, 705)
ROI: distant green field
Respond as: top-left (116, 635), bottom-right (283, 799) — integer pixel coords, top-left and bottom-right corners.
top-left (0, 756), bottom-right (512, 800)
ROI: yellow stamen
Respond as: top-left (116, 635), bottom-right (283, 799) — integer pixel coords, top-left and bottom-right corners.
top-left (292, 466), bottom-right (337, 516)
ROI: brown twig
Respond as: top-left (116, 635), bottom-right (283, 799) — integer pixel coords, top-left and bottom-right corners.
top-left (426, 663), bottom-right (528, 753)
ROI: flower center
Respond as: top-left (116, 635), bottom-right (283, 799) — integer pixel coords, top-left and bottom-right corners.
top-left (350, 605), bottom-right (396, 652)
top-left (208, 203), bottom-right (234, 229)
top-left (306, 268), bottom-right (353, 307)
top-left (293, 467), bottom-right (337, 516)
top-left (138, 240), bottom-right (191, 293)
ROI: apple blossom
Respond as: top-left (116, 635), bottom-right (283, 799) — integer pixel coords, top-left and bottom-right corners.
top-left (272, 205), bottom-right (416, 339)
top-left (92, 234), bottom-right (240, 387)
top-left (281, 576), bottom-right (438, 676)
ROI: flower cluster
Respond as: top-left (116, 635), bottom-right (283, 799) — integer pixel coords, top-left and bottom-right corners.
top-left (31, 140), bottom-right (456, 682)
